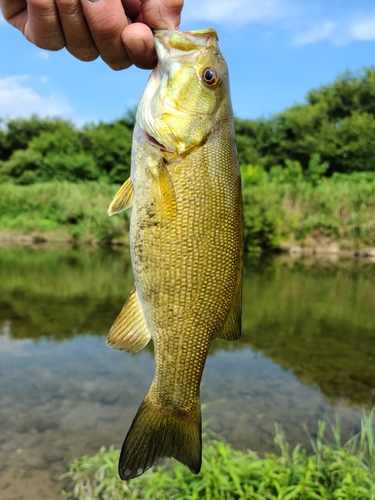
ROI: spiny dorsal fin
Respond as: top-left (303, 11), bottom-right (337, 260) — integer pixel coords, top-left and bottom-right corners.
top-left (147, 160), bottom-right (177, 220)
top-left (108, 178), bottom-right (134, 216)
top-left (215, 270), bottom-right (243, 341)
top-left (107, 286), bottom-right (151, 352)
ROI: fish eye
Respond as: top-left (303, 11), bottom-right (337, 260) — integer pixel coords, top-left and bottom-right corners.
top-left (202, 68), bottom-right (219, 86)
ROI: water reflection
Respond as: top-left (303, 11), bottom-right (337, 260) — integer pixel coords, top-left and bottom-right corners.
top-left (0, 246), bottom-right (374, 499)
top-left (242, 255), bottom-right (375, 407)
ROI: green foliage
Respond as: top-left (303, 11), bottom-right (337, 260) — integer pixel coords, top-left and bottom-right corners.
top-left (240, 167), bottom-right (375, 251)
top-left (242, 186), bottom-right (283, 253)
top-left (0, 120), bottom-right (99, 183)
top-left (0, 181), bottom-right (128, 244)
top-left (304, 153), bottom-right (330, 186)
top-left (0, 115), bottom-right (74, 161)
top-left (81, 121), bottom-right (132, 183)
top-left (2, 67), bottom-right (375, 185)
top-left (1, 169), bottom-right (374, 251)
top-left (61, 411), bottom-right (375, 500)
top-left (235, 67), bottom-right (375, 174)
top-left (0, 114), bottom-right (134, 184)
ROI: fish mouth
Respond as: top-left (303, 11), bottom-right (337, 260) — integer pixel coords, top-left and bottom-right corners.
top-left (154, 29), bottom-right (218, 54)
top-left (144, 131), bottom-right (167, 150)
top-left (137, 125), bottom-right (173, 152)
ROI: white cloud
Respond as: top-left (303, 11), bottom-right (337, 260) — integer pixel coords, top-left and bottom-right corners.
top-left (183, 0), bottom-right (375, 48)
top-left (184, 0), bottom-right (298, 24)
top-left (293, 22), bottom-right (336, 46)
top-left (293, 14), bottom-right (375, 47)
top-left (350, 16), bottom-right (375, 41)
top-left (38, 50), bottom-right (50, 60)
top-left (0, 75), bottom-right (72, 119)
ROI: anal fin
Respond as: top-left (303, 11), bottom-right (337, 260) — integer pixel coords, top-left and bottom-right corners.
top-left (107, 286), bottom-right (151, 352)
top-left (215, 271), bottom-right (243, 341)
top-left (108, 178), bottom-right (134, 216)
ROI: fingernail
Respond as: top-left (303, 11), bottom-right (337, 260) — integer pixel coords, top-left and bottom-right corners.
top-left (124, 37), bottom-right (147, 55)
top-left (85, 0), bottom-right (103, 4)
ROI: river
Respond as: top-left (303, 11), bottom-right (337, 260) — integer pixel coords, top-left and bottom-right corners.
top-left (0, 246), bottom-right (374, 498)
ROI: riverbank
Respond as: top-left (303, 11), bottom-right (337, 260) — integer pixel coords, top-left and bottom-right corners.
top-left (1, 176), bottom-right (374, 254)
top-left (62, 412), bottom-right (375, 500)
top-left (0, 181), bottom-right (129, 246)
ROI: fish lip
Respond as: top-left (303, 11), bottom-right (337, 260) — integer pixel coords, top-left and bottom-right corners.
top-left (154, 29), bottom-right (218, 51)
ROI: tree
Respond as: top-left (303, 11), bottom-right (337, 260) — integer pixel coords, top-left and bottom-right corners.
top-left (81, 120), bottom-right (132, 183)
top-left (0, 116), bottom-right (75, 161)
top-left (1, 122), bottom-right (99, 183)
top-left (234, 67), bottom-right (375, 174)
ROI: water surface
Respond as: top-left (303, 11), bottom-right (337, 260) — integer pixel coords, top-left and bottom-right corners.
top-left (0, 246), bottom-right (374, 498)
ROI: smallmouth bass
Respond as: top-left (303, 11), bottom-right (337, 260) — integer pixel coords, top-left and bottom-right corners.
top-left (107, 28), bottom-right (244, 480)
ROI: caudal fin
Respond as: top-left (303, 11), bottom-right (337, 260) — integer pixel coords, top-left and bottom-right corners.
top-left (118, 396), bottom-right (202, 480)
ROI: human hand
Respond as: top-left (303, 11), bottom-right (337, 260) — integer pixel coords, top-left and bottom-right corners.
top-left (0, 0), bottom-right (183, 70)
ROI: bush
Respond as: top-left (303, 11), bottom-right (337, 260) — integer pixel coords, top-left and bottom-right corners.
top-left (0, 181), bottom-right (129, 244)
top-left (241, 166), bottom-right (375, 250)
top-left (61, 411), bottom-right (375, 500)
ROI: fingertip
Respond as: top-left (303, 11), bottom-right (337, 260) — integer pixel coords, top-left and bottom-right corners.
top-left (67, 45), bottom-right (100, 63)
top-left (122, 24), bottom-right (157, 70)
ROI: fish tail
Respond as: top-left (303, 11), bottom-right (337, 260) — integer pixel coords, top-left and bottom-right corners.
top-left (118, 395), bottom-right (202, 480)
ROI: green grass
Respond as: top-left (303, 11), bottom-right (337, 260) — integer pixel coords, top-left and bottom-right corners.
top-left (242, 171), bottom-right (375, 252)
top-left (0, 181), bottom-right (128, 244)
top-left (61, 410), bottom-right (375, 500)
top-left (1, 173), bottom-right (375, 251)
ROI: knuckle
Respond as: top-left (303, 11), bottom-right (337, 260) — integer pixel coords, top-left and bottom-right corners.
top-left (55, 0), bottom-right (82, 15)
top-left (90, 13), bottom-right (123, 40)
top-left (27, 0), bottom-right (53, 11)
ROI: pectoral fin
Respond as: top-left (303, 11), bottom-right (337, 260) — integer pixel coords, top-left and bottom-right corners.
top-left (108, 178), bottom-right (134, 216)
top-left (215, 272), bottom-right (243, 341)
top-left (107, 286), bottom-right (151, 352)
top-left (147, 161), bottom-right (177, 220)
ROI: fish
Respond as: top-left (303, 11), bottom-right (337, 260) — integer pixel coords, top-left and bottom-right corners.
top-left (107, 28), bottom-right (244, 480)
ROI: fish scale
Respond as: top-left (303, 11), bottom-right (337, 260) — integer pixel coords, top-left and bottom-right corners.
top-left (107, 28), bottom-right (244, 480)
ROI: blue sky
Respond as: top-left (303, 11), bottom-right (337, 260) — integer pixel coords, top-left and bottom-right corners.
top-left (1, 0), bottom-right (375, 126)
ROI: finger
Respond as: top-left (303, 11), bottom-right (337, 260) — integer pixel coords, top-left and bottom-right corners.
top-left (140, 0), bottom-right (183, 30)
top-left (26, 0), bottom-right (65, 50)
top-left (122, 22), bottom-right (157, 69)
top-left (0, 0), bottom-right (28, 31)
top-left (56, 0), bottom-right (99, 61)
top-left (120, 0), bottom-right (142, 18)
top-left (80, 0), bottom-right (132, 71)
top-left (1, 0), bottom-right (65, 50)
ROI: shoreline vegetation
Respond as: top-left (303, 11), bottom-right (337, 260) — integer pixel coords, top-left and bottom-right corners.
top-left (61, 411), bottom-right (375, 499)
top-left (1, 68), bottom-right (375, 254)
top-left (0, 173), bottom-right (374, 256)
